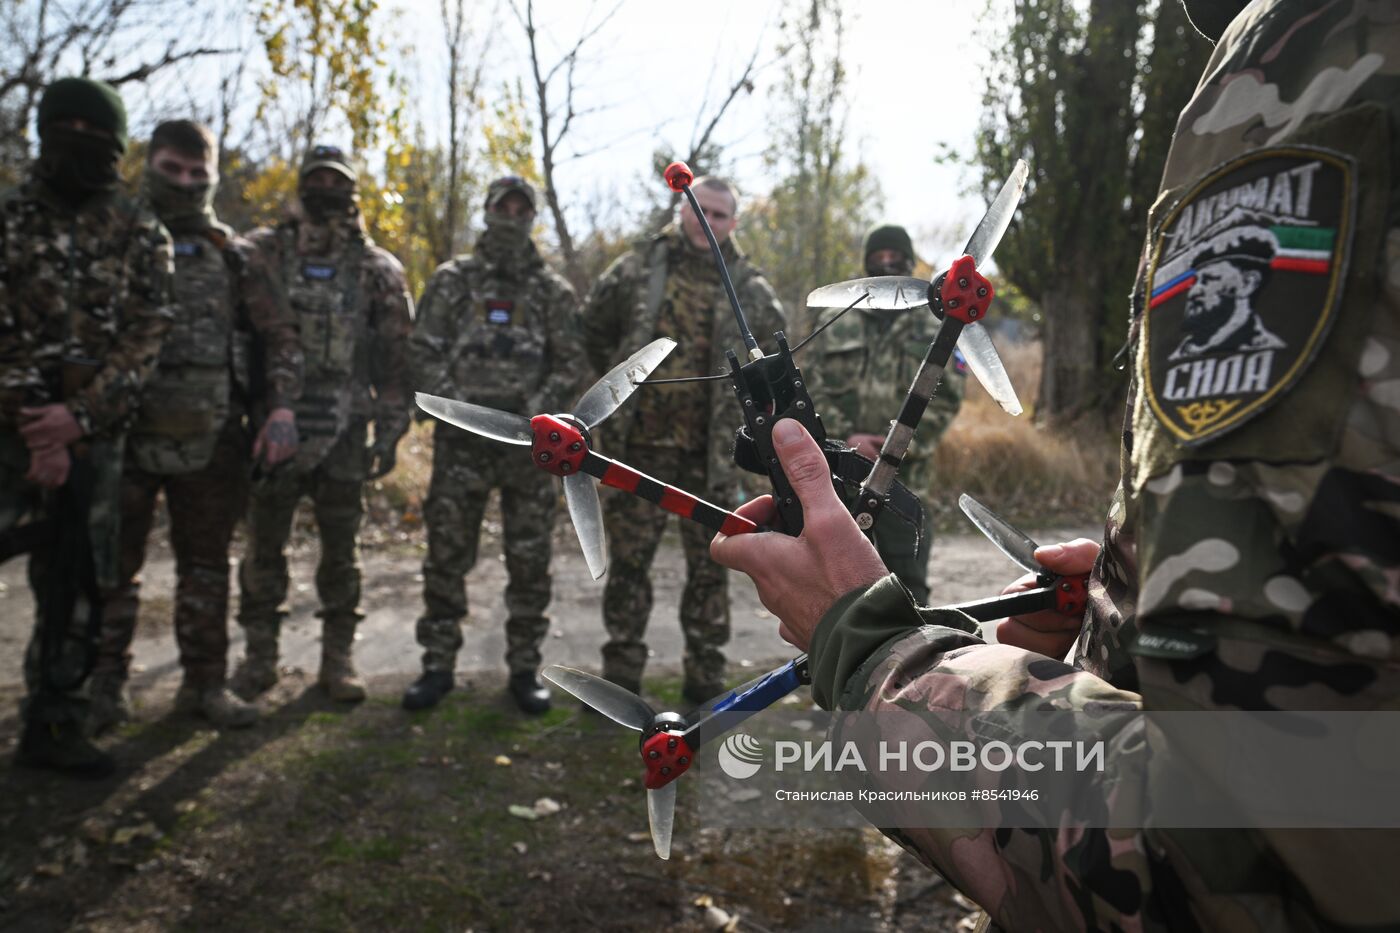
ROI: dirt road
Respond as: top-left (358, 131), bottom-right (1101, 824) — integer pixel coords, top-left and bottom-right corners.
top-left (0, 514), bottom-right (1098, 699)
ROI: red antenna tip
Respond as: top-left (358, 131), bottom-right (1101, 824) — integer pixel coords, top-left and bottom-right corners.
top-left (663, 161), bottom-right (694, 192)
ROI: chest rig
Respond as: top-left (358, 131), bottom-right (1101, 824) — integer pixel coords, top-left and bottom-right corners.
top-left (127, 227), bottom-right (240, 475)
top-left (280, 223), bottom-right (367, 470)
top-left (446, 259), bottom-right (545, 414)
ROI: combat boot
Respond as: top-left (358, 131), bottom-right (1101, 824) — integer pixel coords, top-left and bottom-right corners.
top-left (231, 625), bottom-right (280, 699)
top-left (402, 671), bottom-right (454, 711)
top-left (17, 717), bottom-right (115, 778)
top-left (682, 678), bottom-right (726, 708)
top-left (508, 671), bottom-right (551, 715)
top-left (86, 674), bottom-right (132, 736)
top-left (175, 683), bottom-right (258, 729)
top-left (319, 622), bottom-right (366, 703)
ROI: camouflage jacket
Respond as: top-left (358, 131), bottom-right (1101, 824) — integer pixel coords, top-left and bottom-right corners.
top-left (807, 3), bottom-right (1400, 930)
top-left (126, 220), bottom-right (302, 474)
top-left (806, 303), bottom-right (965, 487)
top-left (411, 236), bottom-right (579, 418)
top-left (0, 178), bottom-right (174, 437)
top-left (582, 226), bottom-right (785, 497)
top-left (247, 213), bottom-right (412, 471)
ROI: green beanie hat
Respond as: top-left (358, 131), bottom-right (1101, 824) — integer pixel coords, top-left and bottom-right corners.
top-left (863, 224), bottom-right (915, 264)
top-left (37, 77), bottom-right (128, 152)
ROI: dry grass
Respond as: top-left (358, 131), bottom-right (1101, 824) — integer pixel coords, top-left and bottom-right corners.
top-left (374, 343), bottom-right (1120, 536)
top-left (928, 341), bottom-right (1119, 530)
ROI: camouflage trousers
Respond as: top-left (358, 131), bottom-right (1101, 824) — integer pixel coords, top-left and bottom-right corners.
top-left (418, 429), bottom-right (554, 675)
top-left (871, 498), bottom-right (931, 605)
top-left (601, 445), bottom-right (729, 690)
top-left (97, 419), bottom-right (249, 688)
top-left (2, 431), bottom-right (122, 727)
top-left (237, 424), bottom-right (367, 645)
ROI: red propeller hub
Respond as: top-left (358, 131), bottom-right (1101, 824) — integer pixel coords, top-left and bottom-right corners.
top-left (939, 255), bottom-right (995, 325)
top-left (663, 161), bottom-right (694, 192)
top-left (641, 729), bottom-right (694, 789)
top-left (1055, 573), bottom-right (1089, 617)
top-left (530, 414), bottom-right (588, 477)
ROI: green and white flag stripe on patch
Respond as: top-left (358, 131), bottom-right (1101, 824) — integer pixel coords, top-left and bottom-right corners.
top-left (1272, 225), bottom-right (1335, 270)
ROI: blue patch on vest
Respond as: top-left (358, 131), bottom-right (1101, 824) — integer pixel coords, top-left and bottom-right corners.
top-left (174, 241), bottom-right (203, 258)
top-left (486, 299), bottom-right (513, 325)
top-left (302, 263), bottom-right (338, 281)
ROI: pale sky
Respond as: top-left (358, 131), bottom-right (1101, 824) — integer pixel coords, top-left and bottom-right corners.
top-left (390, 0), bottom-right (992, 266)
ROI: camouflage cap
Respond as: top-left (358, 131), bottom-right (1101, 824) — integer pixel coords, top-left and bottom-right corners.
top-left (485, 176), bottom-right (537, 211)
top-left (300, 144), bottom-right (358, 184)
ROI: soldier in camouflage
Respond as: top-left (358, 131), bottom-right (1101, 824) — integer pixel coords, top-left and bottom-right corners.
top-left (231, 145), bottom-right (413, 703)
top-left (0, 78), bottom-right (174, 775)
top-left (714, 2), bottom-right (1400, 928)
top-left (87, 121), bottom-right (303, 733)
top-left (405, 176), bottom-right (579, 714)
top-left (807, 224), bottom-right (964, 603)
top-left (582, 176), bottom-right (784, 703)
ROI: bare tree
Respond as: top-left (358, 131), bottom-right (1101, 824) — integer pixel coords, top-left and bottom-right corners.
top-left (439, 0), bottom-right (492, 260)
top-left (0, 0), bottom-right (233, 159)
top-left (510, 0), bottom-right (623, 289)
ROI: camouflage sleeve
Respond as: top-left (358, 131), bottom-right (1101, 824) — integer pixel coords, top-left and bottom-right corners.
top-left (366, 246), bottom-right (414, 443)
top-left (739, 266), bottom-right (786, 345)
top-left (527, 272), bottom-right (581, 414)
top-left (810, 576), bottom-right (1158, 931)
top-left (804, 311), bottom-right (861, 441)
top-left (409, 261), bottom-right (463, 399)
top-left (581, 250), bottom-right (640, 376)
top-left (68, 214), bottom-right (175, 436)
top-left (230, 234), bottom-right (301, 410)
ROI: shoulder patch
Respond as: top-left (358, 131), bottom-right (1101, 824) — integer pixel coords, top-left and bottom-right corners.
top-left (1142, 146), bottom-right (1355, 445)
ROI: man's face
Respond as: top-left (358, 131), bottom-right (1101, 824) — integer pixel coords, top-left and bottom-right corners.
top-left (490, 190), bottom-right (536, 223)
top-left (1183, 261), bottom-right (1260, 341)
top-left (302, 168), bottom-right (354, 193)
top-left (150, 146), bottom-right (215, 187)
top-left (680, 184), bottom-right (737, 250)
top-left (1185, 262), bottom-right (1250, 316)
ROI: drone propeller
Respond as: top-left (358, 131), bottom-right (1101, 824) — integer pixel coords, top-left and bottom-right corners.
top-left (413, 394), bottom-right (533, 446)
top-left (417, 338), bottom-right (679, 580)
top-left (958, 493), bottom-right (1042, 576)
top-left (542, 665), bottom-right (655, 730)
top-left (805, 160), bottom-right (1031, 419)
top-left (950, 493), bottom-right (1089, 622)
top-left (647, 782), bottom-right (677, 860)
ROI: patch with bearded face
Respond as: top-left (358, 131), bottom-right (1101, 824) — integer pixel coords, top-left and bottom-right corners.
top-left (1142, 146), bottom-right (1354, 444)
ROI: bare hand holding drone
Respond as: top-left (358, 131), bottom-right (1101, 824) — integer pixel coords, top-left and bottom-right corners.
top-left (995, 538), bottom-right (1098, 657)
top-left (710, 418), bottom-right (888, 651)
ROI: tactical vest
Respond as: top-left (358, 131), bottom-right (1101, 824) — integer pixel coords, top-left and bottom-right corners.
top-left (279, 224), bottom-right (367, 471)
top-left (444, 258), bottom-right (548, 414)
top-left (126, 227), bottom-right (242, 475)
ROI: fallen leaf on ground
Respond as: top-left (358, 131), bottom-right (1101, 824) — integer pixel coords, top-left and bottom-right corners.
top-left (511, 841), bottom-right (527, 855)
top-left (532, 798), bottom-right (562, 817)
top-left (508, 805), bottom-right (539, 821)
top-left (494, 755), bottom-right (512, 766)
top-left (112, 823), bottom-right (160, 846)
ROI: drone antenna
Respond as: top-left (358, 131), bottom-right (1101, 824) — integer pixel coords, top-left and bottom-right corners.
top-left (664, 161), bottom-right (762, 361)
top-left (790, 292), bottom-right (868, 354)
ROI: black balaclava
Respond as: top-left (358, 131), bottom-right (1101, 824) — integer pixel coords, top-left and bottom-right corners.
top-left (143, 164), bottom-right (215, 234)
top-left (863, 224), bottom-right (916, 277)
top-left (35, 77), bottom-right (128, 206)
